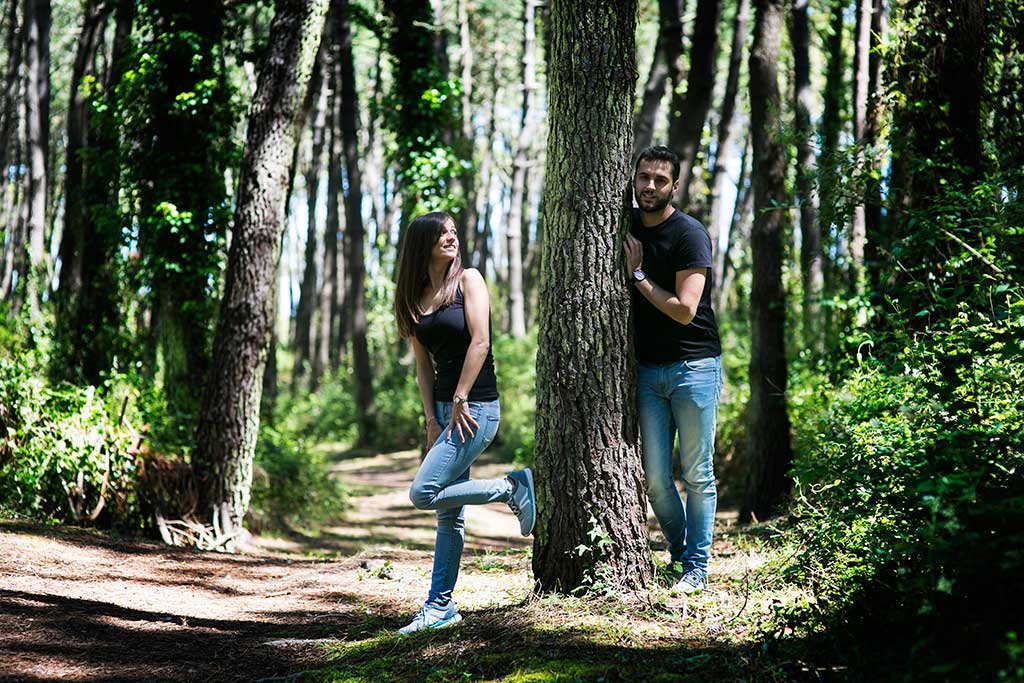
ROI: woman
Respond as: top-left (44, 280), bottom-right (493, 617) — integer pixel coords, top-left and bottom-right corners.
top-left (394, 211), bottom-right (536, 634)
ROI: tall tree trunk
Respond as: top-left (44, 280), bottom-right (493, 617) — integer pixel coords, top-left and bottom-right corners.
top-left (454, 0), bottom-right (475, 263)
top-left (337, 0), bottom-right (375, 447)
top-left (0, 0), bottom-right (21, 188)
top-left (706, 0), bottom-right (749, 254)
top-left (56, 0), bottom-right (108, 303)
top-left (667, 0), bottom-right (722, 209)
top-left (848, 0), bottom-right (871, 299)
top-left (818, 0), bottom-right (844, 345)
top-left (743, 0), bottom-right (793, 522)
top-left (633, 0), bottom-right (684, 158)
top-left (714, 133), bottom-right (749, 313)
top-left (863, 0), bottom-right (887, 290)
top-left (789, 0), bottom-right (822, 356)
top-left (533, 0), bottom-right (651, 593)
top-left (23, 0), bottom-right (50, 320)
top-left (292, 42), bottom-right (328, 391)
top-left (506, 0), bottom-right (537, 339)
top-left (193, 0), bottom-right (329, 543)
top-left (328, 33), bottom-right (347, 373)
top-left (473, 60), bottom-right (499, 273)
top-left (313, 92), bottom-right (339, 391)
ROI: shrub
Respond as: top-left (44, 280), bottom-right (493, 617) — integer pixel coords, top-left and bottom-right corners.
top-left (780, 305), bottom-right (1024, 678)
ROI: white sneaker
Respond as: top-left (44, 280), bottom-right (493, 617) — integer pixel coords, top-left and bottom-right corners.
top-left (398, 602), bottom-right (463, 634)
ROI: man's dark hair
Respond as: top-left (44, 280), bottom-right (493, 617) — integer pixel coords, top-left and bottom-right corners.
top-left (634, 146), bottom-right (680, 183)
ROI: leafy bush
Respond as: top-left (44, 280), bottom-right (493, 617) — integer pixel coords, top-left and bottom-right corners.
top-left (248, 425), bottom-right (348, 532)
top-left (493, 331), bottom-right (537, 465)
top-left (0, 357), bottom-right (144, 529)
top-left (780, 303), bottom-right (1024, 678)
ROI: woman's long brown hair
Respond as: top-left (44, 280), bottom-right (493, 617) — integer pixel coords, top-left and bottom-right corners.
top-left (395, 212), bottom-right (464, 338)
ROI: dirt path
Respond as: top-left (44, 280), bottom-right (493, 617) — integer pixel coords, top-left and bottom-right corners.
top-left (0, 448), bottom-right (531, 683)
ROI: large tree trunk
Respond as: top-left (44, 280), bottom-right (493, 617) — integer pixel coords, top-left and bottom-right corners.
top-left (23, 0), bottom-right (50, 320)
top-left (292, 43), bottom-right (327, 391)
top-left (0, 0), bottom-right (21, 196)
top-left (667, 0), bottom-right (722, 209)
top-left (337, 0), bottom-right (375, 447)
top-left (789, 0), bottom-right (822, 356)
top-left (533, 0), bottom-right (651, 593)
top-left (193, 0), bottom-right (328, 544)
top-left (742, 0), bottom-right (793, 522)
top-left (706, 0), bottom-right (749, 256)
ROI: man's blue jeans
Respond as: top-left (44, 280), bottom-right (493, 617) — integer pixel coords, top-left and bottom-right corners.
top-left (637, 356), bottom-right (722, 576)
top-left (409, 398), bottom-right (509, 607)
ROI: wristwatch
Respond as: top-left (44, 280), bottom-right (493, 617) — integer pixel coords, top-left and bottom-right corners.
top-left (453, 394), bottom-right (468, 407)
top-left (631, 268), bottom-right (647, 283)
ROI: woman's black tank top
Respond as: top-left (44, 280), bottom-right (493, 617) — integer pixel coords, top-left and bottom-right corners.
top-left (414, 285), bottom-right (499, 402)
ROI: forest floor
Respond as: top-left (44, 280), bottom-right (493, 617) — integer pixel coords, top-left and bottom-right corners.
top-left (0, 447), bottom-right (815, 683)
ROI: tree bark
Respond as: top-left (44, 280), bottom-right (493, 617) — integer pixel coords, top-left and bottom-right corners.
top-left (863, 0), bottom-right (887, 290)
top-left (337, 0), bottom-right (375, 447)
top-left (742, 0), bottom-right (793, 522)
top-left (667, 0), bottom-right (722, 209)
top-left (23, 0), bottom-right (50, 320)
top-left (0, 0), bottom-right (21, 190)
top-left (193, 0), bottom-right (329, 542)
top-left (533, 0), bottom-right (651, 593)
top-left (789, 0), bottom-right (822, 356)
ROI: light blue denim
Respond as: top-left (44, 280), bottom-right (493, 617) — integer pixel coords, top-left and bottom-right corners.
top-left (637, 356), bottom-right (722, 577)
top-left (409, 398), bottom-right (508, 607)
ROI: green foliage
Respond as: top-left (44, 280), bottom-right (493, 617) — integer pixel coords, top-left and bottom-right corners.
top-left (0, 357), bottom-right (144, 529)
top-left (492, 331), bottom-right (537, 465)
top-left (779, 296), bottom-right (1024, 677)
top-left (248, 425), bottom-right (349, 533)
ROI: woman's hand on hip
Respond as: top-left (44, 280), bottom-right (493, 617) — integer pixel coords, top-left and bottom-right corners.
top-left (448, 402), bottom-right (479, 443)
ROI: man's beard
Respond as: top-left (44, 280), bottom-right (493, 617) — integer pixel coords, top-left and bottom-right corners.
top-left (636, 190), bottom-right (672, 214)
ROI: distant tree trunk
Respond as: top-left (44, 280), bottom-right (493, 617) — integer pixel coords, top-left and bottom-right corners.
top-left (706, 0), bottom-right (749, 250)
top-left (292, 43), bottom-right (327, 391)
top-left (715, 133), bottom-right (749, 312)
top-left (473, 60), bottom-right (499, 273)
top-left (789, 0), bottom-right (822, 356)
top-left (819, 0), bottom-right (844, 344)
top-left (743, 0), bottom-right (793, 522)
top-left (337, 0), bottom-right (375, 446)
top-left (313, 98), bottom-right (339, 391)
top-left (533, 0), bottom-right (651, 593)
top-left (667, 0), bottom-right (722, 208)
top-left (506, 0), bottom-right (538, 339)
top-left (454, 0), bottom-right (475, 263)
top-left (0, 0), bottom-right (21, 194)
top-left (23, 0), bottom-right (50, 320)
top-left (51, 0), bottom-right (115, 384)
top-left (633, 0), bottom-right (684, 158)
top-left (863, 0), bottom-right (887, 289)
top-left (848, 0), bottom-right (871, 298)
top-left (328, 31), bottom-right (348, 373)
top-left (193, 0), bottom-right (329, 543)
top-left (56, 0), bottom-right (108, 302)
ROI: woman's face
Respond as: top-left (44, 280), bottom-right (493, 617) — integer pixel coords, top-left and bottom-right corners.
top-left (431, 218), bottom-right (459, 263)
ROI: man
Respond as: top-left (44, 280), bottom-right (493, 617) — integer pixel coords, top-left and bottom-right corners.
top-left (623, 145), bottom-right (723, 594)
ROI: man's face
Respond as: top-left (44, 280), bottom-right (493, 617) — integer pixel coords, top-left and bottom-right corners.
top-left (633, 159), bottom-right (677, 214)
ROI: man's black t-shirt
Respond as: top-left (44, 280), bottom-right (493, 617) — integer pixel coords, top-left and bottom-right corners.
top-left (630, 208), bottom-right (722, 363)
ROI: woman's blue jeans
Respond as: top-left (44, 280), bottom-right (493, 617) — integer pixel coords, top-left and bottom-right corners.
top-left (637, 356), bottom-right (722, 576)
top-left (409, 398), bottom-right (508, 607)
